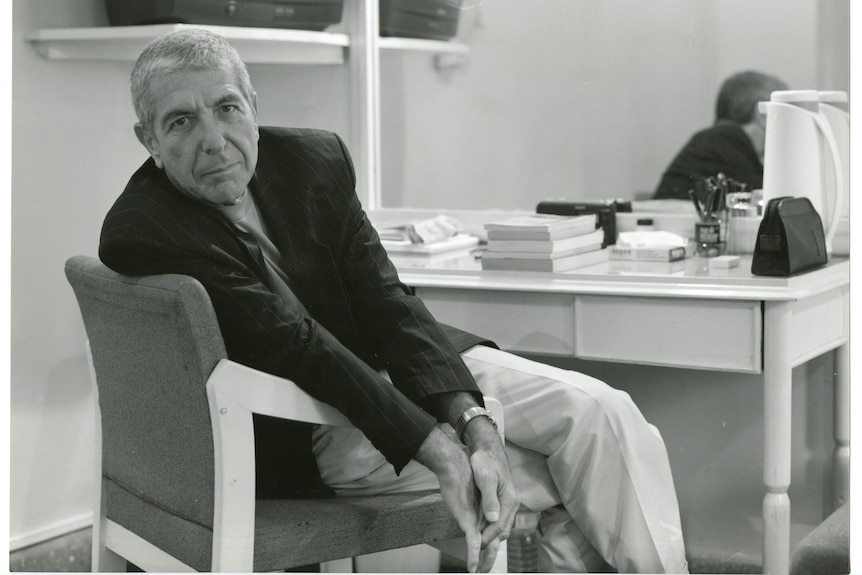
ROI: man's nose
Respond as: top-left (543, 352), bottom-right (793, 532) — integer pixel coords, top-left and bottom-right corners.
top-left (199, 117), bottom-right (227, 154)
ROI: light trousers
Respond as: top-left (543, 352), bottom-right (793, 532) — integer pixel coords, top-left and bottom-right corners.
top-left (312, 345), bottom-right (688, 573)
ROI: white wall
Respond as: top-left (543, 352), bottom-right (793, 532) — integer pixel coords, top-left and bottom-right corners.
top-left (11, 0), bottom-right (139, 548)
top-left (9, 0), bottom-right (352, 549)
top-left (10, 0), bottom-right (850, 552)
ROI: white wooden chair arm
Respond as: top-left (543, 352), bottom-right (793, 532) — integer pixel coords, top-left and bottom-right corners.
top-left (207, 358), bottom-right (505, 435)
top-left (207, 358), bottom-right (351, 426)
top-left (204, 357), bottom-right (506, 572)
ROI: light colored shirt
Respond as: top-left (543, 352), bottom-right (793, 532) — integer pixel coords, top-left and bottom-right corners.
top-left (218, 190), bottom-right (308, 313)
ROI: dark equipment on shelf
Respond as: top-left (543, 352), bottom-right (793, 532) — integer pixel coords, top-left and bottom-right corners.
top-left (379, 0), bottom-right (461, 41)
top-left (105, 0), bottom-right (346, 31)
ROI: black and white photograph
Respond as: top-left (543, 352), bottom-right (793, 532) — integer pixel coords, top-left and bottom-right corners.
top-left (6, 1), bottom-right (855, 573)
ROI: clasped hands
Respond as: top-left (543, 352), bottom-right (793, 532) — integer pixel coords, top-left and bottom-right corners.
top-left (416, 419), bottom-right (520, 572)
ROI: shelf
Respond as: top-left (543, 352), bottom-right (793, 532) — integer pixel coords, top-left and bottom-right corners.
top-left (379, 36), bottom-right (469, 68)
top-left (378, 36), bottom-right (469, 56)
top-left (26, 24), bottom-right (350, 64)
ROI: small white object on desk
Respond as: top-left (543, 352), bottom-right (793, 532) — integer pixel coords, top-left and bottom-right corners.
top-left (709, 255), bottom-right (740, 269)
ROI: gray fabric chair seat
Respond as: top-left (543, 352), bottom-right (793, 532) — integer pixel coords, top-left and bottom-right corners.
top-left (790, 504), bottom-right (849, 575)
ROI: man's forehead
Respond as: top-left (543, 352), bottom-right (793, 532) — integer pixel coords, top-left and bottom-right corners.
top-left (149, 67), bottom-right (245, 116)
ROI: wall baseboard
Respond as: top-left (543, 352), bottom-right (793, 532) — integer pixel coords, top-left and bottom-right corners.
top-left (10, 512), bottom-right (93, 552)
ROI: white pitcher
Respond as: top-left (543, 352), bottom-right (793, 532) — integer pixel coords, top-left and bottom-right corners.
top-left (818, 90), bottom-right (850, 227)
top-left (759, 90), bottom-right (844, 254)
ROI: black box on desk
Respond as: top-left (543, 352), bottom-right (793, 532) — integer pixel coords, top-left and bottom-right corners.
top-left (379, 0), bottom-right (461, 41)
top-left (536, 199), bottom-right (632, 248)
top-left (105, 0), bottom-right (345, 30)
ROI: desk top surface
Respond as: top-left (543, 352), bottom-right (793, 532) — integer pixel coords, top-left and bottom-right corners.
top-left (392, 251), bottom-right (850, 302)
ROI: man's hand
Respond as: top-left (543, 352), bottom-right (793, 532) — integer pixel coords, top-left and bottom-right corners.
top-left (462, 416), bottom-right (520, 552)
top-left (415, 424), bottom-right (519, 572)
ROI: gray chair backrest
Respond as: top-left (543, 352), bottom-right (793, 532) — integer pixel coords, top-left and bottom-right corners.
top-left (65, 255), bottom-right (226, 537)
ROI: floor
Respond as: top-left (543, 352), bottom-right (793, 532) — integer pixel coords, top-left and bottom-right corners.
top-left (9, 526), bottom-right (763, 573)
top-left (9, 528), bottom-right (92, 572)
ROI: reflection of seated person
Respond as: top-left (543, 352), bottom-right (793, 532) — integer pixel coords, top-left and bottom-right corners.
top-left (653, 71), bottom-right (788, 200)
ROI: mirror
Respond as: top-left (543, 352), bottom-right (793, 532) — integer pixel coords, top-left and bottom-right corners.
top-left (378, 0), bottom-right (850, 211)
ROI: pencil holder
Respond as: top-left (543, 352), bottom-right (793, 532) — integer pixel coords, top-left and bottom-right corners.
top-left (695, 210), bottom-right (727, 257)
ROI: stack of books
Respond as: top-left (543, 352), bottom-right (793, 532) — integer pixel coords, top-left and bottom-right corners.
top-left (481, 214), bottom-right (607, 272)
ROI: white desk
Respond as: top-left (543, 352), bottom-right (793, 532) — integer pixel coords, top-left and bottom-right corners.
top-left (393, 252), bottom-right (850, 575)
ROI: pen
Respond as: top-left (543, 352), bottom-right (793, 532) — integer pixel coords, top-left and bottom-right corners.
top-left (688, 189), bottom-right (704, 221)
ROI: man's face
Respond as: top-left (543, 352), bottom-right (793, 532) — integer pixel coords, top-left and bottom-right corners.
top-left (136, 65), bottom-right (259, 206)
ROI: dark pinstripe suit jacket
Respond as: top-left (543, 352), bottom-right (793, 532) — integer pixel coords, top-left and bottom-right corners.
top-left (100, 127), bottom-right (492, 496)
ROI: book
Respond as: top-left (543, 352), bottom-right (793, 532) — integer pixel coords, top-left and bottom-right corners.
top-left (484, 214), bottom-right (597, 241)
top-left (608, 243), bottom-right (688, 262)
top-left (481, 246), bottom-right (608, 272)
top-left (482, 241), bottom-right (602, 260)
top-left (382, 233), bottom-right (479, 256)
top-left (486, 229), bottom-right (605, 254)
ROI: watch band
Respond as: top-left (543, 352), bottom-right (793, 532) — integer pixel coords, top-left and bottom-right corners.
top-left (455, 406), bottom-right (497, 444)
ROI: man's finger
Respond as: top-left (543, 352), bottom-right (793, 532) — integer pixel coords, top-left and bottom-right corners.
top-left (465, 529), bottom-right (482, 573)
top-left (478, 537), bottom-right (501, 572)
top-left (480, 520), bottom-right (507, 548)
top-left (473, 467), bottom-right (501, 523)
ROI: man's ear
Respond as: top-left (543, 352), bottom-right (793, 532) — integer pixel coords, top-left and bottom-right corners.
top-left (250, 92), bottom-right (260, 140)
top-left (134, 122), bottom-right (164, 168)
top-left (250, 91), bottom-right (259, 118)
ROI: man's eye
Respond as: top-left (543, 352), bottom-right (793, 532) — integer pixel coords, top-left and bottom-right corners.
top-left (220, 104), bottom-right (238, 114)
top-left (170, 117), bottom-right (189, 130)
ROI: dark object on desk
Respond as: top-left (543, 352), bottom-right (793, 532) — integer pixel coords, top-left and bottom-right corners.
top-left (536, 199), bottom-right (632, 248)
top-left (751, 196), bottom-right (827, 277)
top-left (379, 0), bottom-right (461, 41)
top-left (105, 0), bottom-right (346, 30)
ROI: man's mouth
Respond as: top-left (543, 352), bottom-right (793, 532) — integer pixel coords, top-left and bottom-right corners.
top-left (201, 161), bottom-right (239, 178)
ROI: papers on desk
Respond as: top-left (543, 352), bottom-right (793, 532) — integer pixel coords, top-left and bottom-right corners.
top-left (378, 214), bottom-right (479, 260)
top-left (381, 233), bottom-right (480, 256)
top-left (378, 214), bottom-right (464, 244)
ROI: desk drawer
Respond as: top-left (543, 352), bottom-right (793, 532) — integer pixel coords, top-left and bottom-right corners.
top-left (574, 296), bottom-right (762, 372)
top-left (414, 288), bottom-right (576, 355)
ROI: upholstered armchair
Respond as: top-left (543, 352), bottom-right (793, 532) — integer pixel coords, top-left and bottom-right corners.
top-left (65, 255), bottom-right (507, 572)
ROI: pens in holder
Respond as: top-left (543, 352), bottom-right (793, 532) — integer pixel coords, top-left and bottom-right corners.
top-left (693, 175), bottom-right (728, 257)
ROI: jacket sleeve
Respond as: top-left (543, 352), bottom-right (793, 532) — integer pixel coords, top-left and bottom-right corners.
top-left (99, 193), bottom-right (438, 475)
top-left (321, 134), bottom-right (486, 414)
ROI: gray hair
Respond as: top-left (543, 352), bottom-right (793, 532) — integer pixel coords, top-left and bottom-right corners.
top-left (715, 70), bottom-right (788, 124)
top-left (131, 28), bottom-right (254, 131)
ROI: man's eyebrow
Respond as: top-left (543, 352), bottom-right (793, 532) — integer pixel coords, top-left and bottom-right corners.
top-left (214, 93), bottom-right (245, 107)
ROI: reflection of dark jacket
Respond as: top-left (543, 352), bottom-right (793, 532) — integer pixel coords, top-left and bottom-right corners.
top-left (100, 126), bottom-right (491, 497)
top-left (654, 120), bottom-right (763, 200)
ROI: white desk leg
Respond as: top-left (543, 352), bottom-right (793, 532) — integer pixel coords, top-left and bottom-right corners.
top-left (833, 343), bottom-right (850, 510)
top-left (763, 301), bottom-right (792, 575)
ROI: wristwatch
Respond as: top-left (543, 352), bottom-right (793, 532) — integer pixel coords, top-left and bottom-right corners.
top-left (455, 406), bottom-right (497, 444)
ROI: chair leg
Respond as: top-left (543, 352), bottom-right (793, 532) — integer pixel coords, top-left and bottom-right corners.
top-left (93, 543), bottom-right (128, 572)
top-left (433, 537), bottom-right (510, 573)
top-left (320, 558), bottom-right (353, 572)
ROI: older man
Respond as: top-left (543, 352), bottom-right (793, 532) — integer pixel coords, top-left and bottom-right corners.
top-left (100, 29), bottom-right (688, 573)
